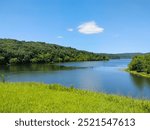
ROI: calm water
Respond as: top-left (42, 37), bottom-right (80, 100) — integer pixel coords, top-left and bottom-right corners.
top-left (1, 59), bottom-right (150, 99)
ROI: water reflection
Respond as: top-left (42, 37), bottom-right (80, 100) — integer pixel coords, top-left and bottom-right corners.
top-left (130, 74), bottom-right (145, 90)
top-left (0, 64), bottom-right (84, 73)
top-left (129, 73), bottom-right (150, 90)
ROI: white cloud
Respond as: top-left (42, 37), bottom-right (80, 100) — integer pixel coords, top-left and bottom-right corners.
top-left (57, 36), bottom-right (63, 39)
top-left (77, 21), bottom-right (104, 34)
top-left (67, 28), bottom-right (73, 32)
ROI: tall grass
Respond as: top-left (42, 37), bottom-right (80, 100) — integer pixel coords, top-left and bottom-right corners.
top-left (0, 82), bottom-right (150, 113)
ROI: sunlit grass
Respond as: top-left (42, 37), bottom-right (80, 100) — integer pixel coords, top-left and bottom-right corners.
top-left (0, 82), bottom-right (150, 113)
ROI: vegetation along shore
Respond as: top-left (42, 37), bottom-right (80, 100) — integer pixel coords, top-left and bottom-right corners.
top-left (0, 39), bottom-right (108, 65)
top-left (0, 82), bottom-right (150, 113)
top-left (127, 54), bottom-right (150, 78)
top-left (0, 38), bottom-right (146, 65)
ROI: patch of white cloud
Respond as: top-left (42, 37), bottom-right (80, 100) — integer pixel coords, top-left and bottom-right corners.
top-left (77, 21), bottom-right (104, 34)
top-left (67, 28), bottom-right (73, 32)
top-left (57, 36), bottom-right (63, 38)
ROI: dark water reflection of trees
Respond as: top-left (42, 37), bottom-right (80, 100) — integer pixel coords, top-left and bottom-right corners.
top-left (0, 64), bottom-right (85, 73)
top-left (130, 74), bottom-right (150, 90)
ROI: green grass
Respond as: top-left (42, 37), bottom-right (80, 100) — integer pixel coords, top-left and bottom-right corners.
top-left (0, 82), bottom-right (150, 113)
top-left (125, 69), bottom-right (150, 79)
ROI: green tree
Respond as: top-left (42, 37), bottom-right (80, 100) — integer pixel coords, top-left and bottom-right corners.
top-left (9, 58), bottom-right (19, 64)
top-left (0, 55), bottom-right (5, 64)
top-left (128, 56), bottom-right (145, 72)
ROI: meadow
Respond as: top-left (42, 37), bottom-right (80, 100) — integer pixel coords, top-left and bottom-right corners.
top-left (0, 82), bottom-right (150, 113)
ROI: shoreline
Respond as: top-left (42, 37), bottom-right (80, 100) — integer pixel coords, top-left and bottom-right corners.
top-left (124, 69), bottom-right (150, 79)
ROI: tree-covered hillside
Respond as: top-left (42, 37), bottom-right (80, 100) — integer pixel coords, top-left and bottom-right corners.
top-left (128, 54), bottom-right (150, 74)
top-left (0, 39), bottom-right (109, 65)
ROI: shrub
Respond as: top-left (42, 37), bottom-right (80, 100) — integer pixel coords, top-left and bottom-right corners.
top-left (9, 58), bottom-right (19, 64)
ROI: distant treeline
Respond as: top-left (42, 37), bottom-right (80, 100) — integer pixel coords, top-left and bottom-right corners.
top-left (103, 53), bottom-right (143, 59)
top-left (128, 54), bottom-right (150, 74)
top-left (0, 39), bottom-right (109, 65)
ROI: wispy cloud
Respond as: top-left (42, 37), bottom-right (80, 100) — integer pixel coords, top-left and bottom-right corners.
top-left (77, 21), bottom-right (104, 34)
top-left (57, 36), bottom-right (63, 39)
top-left (67, 28), bottom-right (74, 32)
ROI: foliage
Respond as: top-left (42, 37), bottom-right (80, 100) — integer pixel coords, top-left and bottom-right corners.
top-left (9, 58), bottom-right (19, 64)
top-left (0, 82), bottom-right (150, 113)
top-left (0, 74), bottom-right (6, 83)
top-left (128, 54), bottom-right (150, 74)
top-left (0, 38), bottom-right (109, 65)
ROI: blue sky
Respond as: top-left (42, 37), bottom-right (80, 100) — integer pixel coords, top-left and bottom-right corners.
top-left (0, 0), bottom-right (150, 53)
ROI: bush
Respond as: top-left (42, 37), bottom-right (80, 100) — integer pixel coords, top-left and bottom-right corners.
top-left (0, 56), bottom-right (5, 64)
top-left (9, 58), bottom-right (19, 64)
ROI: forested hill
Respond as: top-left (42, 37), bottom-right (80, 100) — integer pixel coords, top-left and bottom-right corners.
top-left (0, 39), bottom-right (109, 65)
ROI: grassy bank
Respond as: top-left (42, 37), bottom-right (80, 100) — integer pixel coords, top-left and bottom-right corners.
top-left (0, 82), bottom-right (150, 113)
top-left (125, 69), bottom-right (150, 79)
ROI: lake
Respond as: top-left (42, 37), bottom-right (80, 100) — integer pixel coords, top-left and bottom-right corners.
top-left (1, 59), bottom-right (150, 99)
